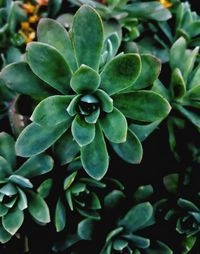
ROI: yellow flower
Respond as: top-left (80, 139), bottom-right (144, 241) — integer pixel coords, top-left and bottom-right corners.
top-left (159, 0), bottom-right (172, 8)
top-left (28, 15), bottom-right (40, 24)
top-left (19, 24), bottom-right (36, 43)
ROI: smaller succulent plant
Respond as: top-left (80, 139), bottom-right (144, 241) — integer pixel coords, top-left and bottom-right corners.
top-left (69, 0), bottom-right (172, 43)
top-left (176, 198), bottom-right (200, 237)
top-left (0, 132), bottom-right (53, 243)
top-left (100, 202), bottom-right (155, 253)
top-left (152, 37), bottom-right (200, 158)
top-left (54, 170), bottom-right (125, 232)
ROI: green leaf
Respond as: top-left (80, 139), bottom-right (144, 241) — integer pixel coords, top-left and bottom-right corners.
top-left (163, 174), bottom-right (179, 194)
top-left (31, 95), bottom-right (72, 126)
top-left (72, 115), bottom-right (95, 146)
top-left (170, 37), bottom-right (199, 80)
top-left (71, 65), bottom-right (100, 93)
top-left (118, 202), bottom-right (153, 232)
top-left (0, 132), bottom-right (16, 168)
top-left (170, 68), bottom-right (186, 100)
top-left (181, 236), bottom-right (196, 254)
top-left (15, 154), bottom-right (54, 178)
top-left (0, 156), bottom-right (13, 179)
top-left (0, 62), bottom-right (52, 99)
top-left (174, 104), bottom-right (200, 128)
top-left (106, 227), bottom-right (124, 242)
top-left (78, 218), bottom-right (96, 240)
top-left (94, 89), bottom-right (113, 113)
top-left (15, 121), bottom-right (70, 157)
top-left (77, 207), bottom-right (100, 220)
top-left (54, 130), bottom-right (79, 165)
top-left (8, 175), bottom-right (33, 189)
top-left (37, 179), bottom-right (53, 199)
top-left (0, 204), bottom-right (9, 217)
top-left (64, 172), bottom-right (77, 190)
top-left (87, 192), bottom-right (101, 209)
top-left (113, 239), bottom-right (128, 251)
top-left (28, 191), bottom-right (50, 224)
top-left (189, 65), bottom-right (200, 89)
top-left (129, 121), bottom-right (161, 142)
top-left (81, 123), bottom-right (109, 180)
top-left (26, 42), bottom-right (72, 94)
top-left (66, 95), bottom-right (81, 116)
top-left (55, 198), bottom-right (66, 232)
top-left (104, 190), bottom-right (125, 210)
top-left (111, 129), bottom-right (143, 164)
top-left (132, 54), bottom-right (161, 90)
top-left (0, 183), bottom-right (17, 196)
top-left (37, 18), bottom-right (77, 71)
top-left (113, 91), bottom-right (171, 122)
top-left (124, 234), bottom-right (150, 249)
top-left (85, 108), bottom-right (100, 124)
top-left (186, 85), bottom-right (200, 101)
top-left (177, 198), bottom-right (199, 212)
top-left (0, 222), bottom-right (12, 243)
top-left (145, 241), bottom-right (173, 254)
top-left (124, 2), bottom-right (171, 21)
top-left (100, 108), bottom-right (127, 143)
top-left (17, 187), bottom-right (28, 210)
top-left (100, 54), bottom-right (141, 95)
top-left (72, 5), bottom-right (103, 70)
top-left (133, 185), bottom-right (154, 203)
top-left (2, 207), bottom-right (24, 235)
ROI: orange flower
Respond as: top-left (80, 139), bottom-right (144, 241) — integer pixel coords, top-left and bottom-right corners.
top-left (22, 3), bottom-right (36, 13)
top-left (36, 0), bottom-right (48, 5)
top-left (159, 0), bottom-right (172, 8)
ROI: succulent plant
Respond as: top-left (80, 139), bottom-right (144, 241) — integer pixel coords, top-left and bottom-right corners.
top-left (0, 5), bottom-right (171, 180)
top-left (54, 170), bottom-right (125, 232)
top-left (100, 202), bottom-right (172, 254)
top-left (152, 36), bottom-right (200, 158)
top-left (0, 132), bottom-right (53, 243)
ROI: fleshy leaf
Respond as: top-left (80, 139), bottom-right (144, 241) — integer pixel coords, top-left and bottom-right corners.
top-left (31, 95), bottom-right (73, 126)
top-left (100, 54), bottom-right (141, 95)
top-left (170, 68), bottom-right (186, 100)
top-left (81, 123), bottom-right (109, 180)
top-left (94, 89), bottom-right (113, 113)
top-left (132, 54), bottom-right (161, 90)
top-left (16, 121), bottom-right (70, 157)
top-left (55, 198), bottom-right (66, 232)
top-left (111, 129), bottom-right (143, 164)
top-left (71, 65), bottom-right (100, 93)
top-left (72, 115), bottom-right (95, 146)
top-left (100, 108), bottom-right (127, 143)
top-left (113, 91), bottom-right (171, 122)
top-left (2, 207), bottom-right (24, 235)
top-left (28, 191), bottom-right (50, 224)
top-left (8, 175), bottom-right (33, 189)
top-left (0, 132), bottom-right (16, 168)
top-left (37, 18), bottom-right (77, 71)
top-left (0, 62), bottom-right (52, 99)
top-left (0, 222), bottom-right (12, 243)
top-left (72, 5), bottom-right (103, 70)
top-left (26, 42), bottom-right (72, 94)
top-left (0, 156), bottom-right (13, 179)
top-left (15, 154), bottom-right (54, 178)
top-left (118, 202), bottom-right (153, 232)
top-left (54, 130), bottom-right (79, 165)
top-left (78, 218), bottom-right (96, 240)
